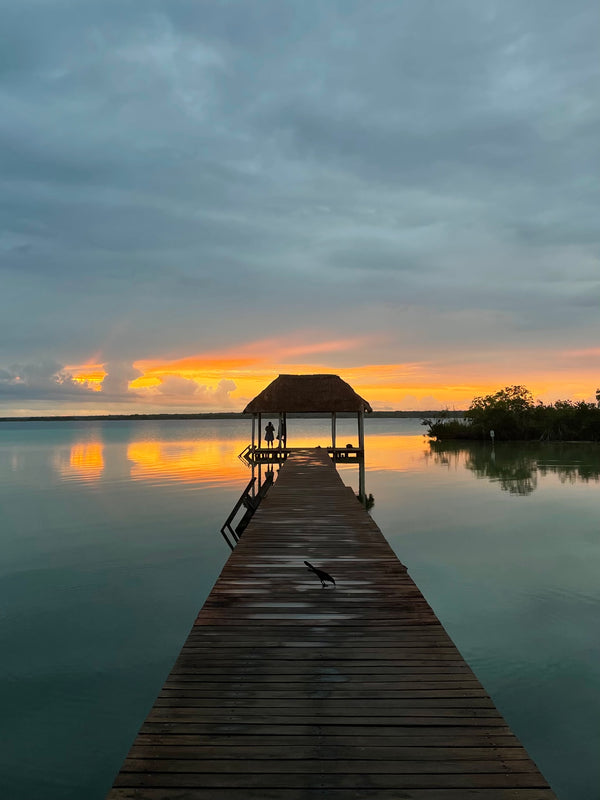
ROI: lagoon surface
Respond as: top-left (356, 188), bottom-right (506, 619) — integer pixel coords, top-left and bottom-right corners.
top-left (1, 417), bottom-right (599, 799)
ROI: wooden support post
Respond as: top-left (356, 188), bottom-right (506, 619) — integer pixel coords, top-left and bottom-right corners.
top-left (331, 411), bottom-right (337, 450)
top-left (358, 455), bottom-right (366, 503)
top-left (251, 414), bottom-right (256, 452)
top-left (258, 413), bottom-right (262, 451)
top-left (358, 410), bottom-right (365, 452)
top-left (283, 412), bottom-right (287, 449)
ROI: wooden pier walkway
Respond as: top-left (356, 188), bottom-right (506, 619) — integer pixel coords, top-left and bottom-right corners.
top-left (108, 448), bottom-right (556, 799)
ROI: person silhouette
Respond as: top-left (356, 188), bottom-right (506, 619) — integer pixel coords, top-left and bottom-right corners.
top-left (265, 421), bottom-right (275, 449)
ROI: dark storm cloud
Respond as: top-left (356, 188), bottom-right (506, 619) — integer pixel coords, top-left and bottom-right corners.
top-left (1, 0), bottom-right (599, 404)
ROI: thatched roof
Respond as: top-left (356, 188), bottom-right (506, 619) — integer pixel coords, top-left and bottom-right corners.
top-left (243, 374), bottom-right (372, 414)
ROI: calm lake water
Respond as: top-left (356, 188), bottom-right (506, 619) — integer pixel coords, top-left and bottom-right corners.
top-left (1, 418), bottom-right (599, 799)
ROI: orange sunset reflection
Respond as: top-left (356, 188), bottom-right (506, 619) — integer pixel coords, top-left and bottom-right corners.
top-left (56, 442), bottom-right (105, 482)
top-left (127, 439), bottom-right (250, 486)
top-left (48, 425), bottom-right (443, 490)
top-left (123, 430), bottom-right (428, 488)
top-left (363, 431), bottom-right (432, 473)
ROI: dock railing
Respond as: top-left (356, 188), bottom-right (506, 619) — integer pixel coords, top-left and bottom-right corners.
top-left (239, 444), bottom-right (362, 465)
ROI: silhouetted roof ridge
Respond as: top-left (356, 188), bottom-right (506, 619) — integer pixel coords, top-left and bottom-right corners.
top-left (243, 374), bottom-right (372, 414)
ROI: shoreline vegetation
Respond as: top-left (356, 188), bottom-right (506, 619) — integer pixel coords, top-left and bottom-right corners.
top-left (428, 439), bottom-right (600, 495)
top-left (425, 385), bottom-right (600, 443)
top-left (0, 410), bottom-right (465, 423)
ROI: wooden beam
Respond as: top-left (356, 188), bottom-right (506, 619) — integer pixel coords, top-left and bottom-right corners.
top-left (358, 455), bottom-right (366, 502)
top-left (358, 409), bottom-right (365, 452)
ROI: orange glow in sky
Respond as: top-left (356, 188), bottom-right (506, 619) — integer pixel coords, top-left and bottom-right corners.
top-left (60, 334), bottom-right (600, 413)
top-left (126, 338), bottom-right (599, 410)
top-left (65, 362), bottom-right (107, 391)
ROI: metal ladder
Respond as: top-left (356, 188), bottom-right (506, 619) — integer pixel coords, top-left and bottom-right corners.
top-left (220, 471), bottom-right (274, 550)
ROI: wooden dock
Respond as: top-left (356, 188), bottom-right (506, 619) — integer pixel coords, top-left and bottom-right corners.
top-left (241, 445), bottom-right (364, 463)
top-left (107, 448), bottom-right (557, 799)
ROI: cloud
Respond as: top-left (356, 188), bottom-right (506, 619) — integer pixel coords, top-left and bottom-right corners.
top-left (100, 362), bottom-right (142, 397)
top-left (134, 334), bottom-right (375, 377)
top-left (0, 361), bottom-right (100, 401)
top-left (0, 359), bottom-right (147, 408)
top-left (198, 378), bottom-right (237, 406)
top-left (156, 375), bottom-right (200, 396)
top-left (142, 376), bottom-right (237, 407)
top-left (1, 1), bottom-right (599, 412)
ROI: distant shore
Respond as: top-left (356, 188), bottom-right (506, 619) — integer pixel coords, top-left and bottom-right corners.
top-left (0, 411), bottom-right (465, 422)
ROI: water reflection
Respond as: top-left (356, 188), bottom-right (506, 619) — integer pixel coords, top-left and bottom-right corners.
top-left (127, 439), bottom-right (247, 486)
top-left (1, 418), bottom-right (599, 799)
top-left (46, 426), bottom-right (600, 500)
top-left (428, 440), bottom-right (600, 495)
top-left (55, 442), bottom-right (104, 482)
top-left (53, 438), bottom-right (251, 487)
top-left (52, 431), bottom-right (371, 491)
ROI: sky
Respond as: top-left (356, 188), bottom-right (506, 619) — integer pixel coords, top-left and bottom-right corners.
top-left (2, 0), bottom-right (599, 415)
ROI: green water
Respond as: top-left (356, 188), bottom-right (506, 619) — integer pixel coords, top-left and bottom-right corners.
top-left (0, 418), bottom-right (598, 799)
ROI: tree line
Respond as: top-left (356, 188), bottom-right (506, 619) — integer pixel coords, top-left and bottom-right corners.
top-left (424, 385), bottom-right (600, 441)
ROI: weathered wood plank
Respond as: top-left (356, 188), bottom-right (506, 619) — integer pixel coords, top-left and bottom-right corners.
top-left (144, 711), bottom-right (509, 724)
top-left (120, 757), bottom-right (541, 774)
top-left (112, 772), bottom-right (550, 789)
top-left (138, 722), bottom-right (520, 737)
top-left (132, 733), bottom-right (523, 748)
top-left (128, 745), bottom-right (531, 760)
top-left (107, 448), bottom-right (557, 799)
top-left (108, 789), bottom-right (557, 800)
top-left (160, 687), bottom-right (490, 697)
top-left (152, 697), bottom-right (498, 708)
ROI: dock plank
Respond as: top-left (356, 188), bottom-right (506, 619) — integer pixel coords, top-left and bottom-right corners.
top-left (107, 449), bottom-right (556, 798)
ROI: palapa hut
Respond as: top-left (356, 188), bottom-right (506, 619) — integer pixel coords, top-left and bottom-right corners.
top-left (243, 374), bottom-right (372, 455)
